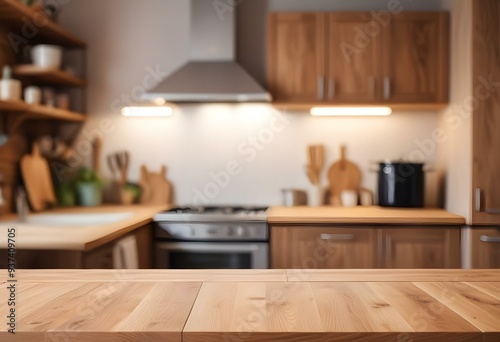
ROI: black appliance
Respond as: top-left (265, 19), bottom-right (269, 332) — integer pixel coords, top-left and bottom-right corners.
top-left (377, 162), bottom-right (424, 208)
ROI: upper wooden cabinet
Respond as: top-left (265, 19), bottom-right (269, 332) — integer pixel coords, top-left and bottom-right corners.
top-left (472, 0), bottom-right (500, 225)
top-left (268, 11), bottom-right (449, 105)
top-left (328, 13), bottom-right (380, 103)
top-left (267, 13), bottom-right (325, 103)
top-left (377, 228), bottom-right (461, 269)
top-left (381, 13), bottom-right (449, 103)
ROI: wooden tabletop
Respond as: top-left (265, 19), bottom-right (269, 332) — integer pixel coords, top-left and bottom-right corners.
top-left (1, 270), bottom-right (499, 341)
top-left (268, 206), bottom-right (466, 225)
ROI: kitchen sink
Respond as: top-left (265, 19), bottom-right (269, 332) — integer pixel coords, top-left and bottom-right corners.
top-left (2, 212), bottom-right (134, 227)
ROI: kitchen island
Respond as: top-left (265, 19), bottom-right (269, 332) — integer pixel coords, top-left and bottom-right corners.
top-left (1, 269), bottom-right (499, 341)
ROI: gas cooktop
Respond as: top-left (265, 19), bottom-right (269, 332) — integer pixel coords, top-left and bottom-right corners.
top-left (153, 206), bottom-right (269, 223)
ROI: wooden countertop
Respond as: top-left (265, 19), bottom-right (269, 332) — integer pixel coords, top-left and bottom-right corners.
top-left (0, 205), bottom-right (168, 251)
top-left (1, 270), bottom-right (499, 341)
top-left (268, 206), bottom-right (466, 225)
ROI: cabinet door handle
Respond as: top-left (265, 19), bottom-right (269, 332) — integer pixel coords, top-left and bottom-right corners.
top-left (328, 78), bottom-right (335, 100)
top-left (475, 188), bottom-right (482, 212)
top-left (480, 235), bottom-right (500, 243)
top-left (369, 76), bottom-right (376, 98)
top-left (320, 233), bottom-right (354, 241)
top-left (385, 235), bottom-right (392, 261)
top-left (383, 77), bottom-right (391, 100)
top-left (318, 76), bottom-right (324, 101)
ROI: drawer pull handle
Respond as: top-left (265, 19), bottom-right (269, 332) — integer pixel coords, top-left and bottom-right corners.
top-left (480, 235), bottom-right (500, 243)
top-left (383, 77), bottom-right (391, 100)
top-left (328, 78), bottom-right (335, 100)
top-left (318, 76), bottom-right (325, 101)
top-left (486, 208), bottom-right (500, 214)
top-left (320, 233), bottom-right (354, 241)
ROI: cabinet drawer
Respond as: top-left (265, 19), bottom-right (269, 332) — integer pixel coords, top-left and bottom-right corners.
top-left (378, 228), bottom-right (460, 269)
top-left (271, 226), bottom-right (376, 269)
top-left (469, 228), bottom-right (500, 268)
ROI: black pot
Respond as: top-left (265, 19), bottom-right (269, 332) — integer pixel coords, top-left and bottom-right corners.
top-left (377, 162), bottom-right (424, 208)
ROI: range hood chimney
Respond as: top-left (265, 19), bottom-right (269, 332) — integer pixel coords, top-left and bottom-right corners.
top-left (142, 0), bottom-right (271, 103)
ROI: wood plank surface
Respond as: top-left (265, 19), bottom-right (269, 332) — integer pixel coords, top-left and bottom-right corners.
top-left (286, 269), bottom-right (500, 282)
top-left (0, 282), bottom-right (201, 342)
top-left (183, 282), bottom-right (485, 342)
top-left (414, 282), bottom-right (500, 332)
top-left (1, 273), bottom-right (499, 341)
top-left (268, 206), bottom-right (465, 225)
top-left (14, 269), bottom-right (288, 283)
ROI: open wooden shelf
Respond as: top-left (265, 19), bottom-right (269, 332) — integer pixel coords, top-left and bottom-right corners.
top-left (13, 65), bottom-right (85, 87)
top-left (0, 0), bottom-right (85, 48)
top-left (0, 100), bottom-right (85, 122)
top-left (0, 99), bottom-right (29, 112)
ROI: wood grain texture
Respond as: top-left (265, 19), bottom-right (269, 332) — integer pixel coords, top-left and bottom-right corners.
top-left (286, 269), bottom-right (500, 282)
top-left (1, 273), bottom-right (499, 341)
top-left (268, 13), bottom-right (325, 102)
top-left (15, 269), bottom-right (288, 283)
top-left (271, 226), bottom-right (376, 269)
top-left (377, 228), bottom-right (461, 268)
top-left (472, 0), bottom-right (500, 225)
top-left (328, 13), bottom-right (381, 103)
top-left (267, 206), bottom-right (466, 225)
top-left (414, 282), bottom-right (500, 332)
top-left (467, 228), bottom-right (500, 268)
top-left (183, 282), bottom-right (485, 342)
top-left (0, 282), bottom-right (201, 342)
top-left (382, 12), bottom-right (449, 103)
top-left (368, 282), bottom-right (478, 332)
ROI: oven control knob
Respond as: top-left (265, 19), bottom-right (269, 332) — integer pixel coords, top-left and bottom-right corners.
top-left (236, 226), bottom-right (245, 237)
top-left (190, 227), bottom-right (196, 237)
top-left (227, 227), bottom-right (234, 236)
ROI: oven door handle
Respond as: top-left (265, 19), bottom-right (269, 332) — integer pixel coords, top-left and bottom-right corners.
top-left (156, 242), bottom-right (264, 253)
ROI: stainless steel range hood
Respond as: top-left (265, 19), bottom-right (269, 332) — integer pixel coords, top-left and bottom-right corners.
top-left (142, 0), bottom-right (271, 103)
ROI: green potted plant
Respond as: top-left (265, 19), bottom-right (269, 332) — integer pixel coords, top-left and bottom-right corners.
top-left (75, 167), bottom-right (103, 206)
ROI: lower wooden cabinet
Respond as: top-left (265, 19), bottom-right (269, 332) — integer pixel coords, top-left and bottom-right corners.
top-left (0, 223), bottom-right (152, 269)
top-left (465, 228), bottom-right (500, 268)
top-left (271, 225), bottom-right (461, 269)
top-left (377, 228), bottom-right (461, 268)
top-left (271, 226), bottom-right (376, 269)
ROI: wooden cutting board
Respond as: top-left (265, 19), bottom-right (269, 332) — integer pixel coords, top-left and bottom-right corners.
top-left (139, 165), bottom-right (173, 205)
top-left (327, 145), bottom-right (361, 206)
top-left (21, 143), bottom-right (57, 211)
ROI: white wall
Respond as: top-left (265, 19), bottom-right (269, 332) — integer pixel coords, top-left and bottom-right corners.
top-left (437, 0), bottom-right (473, 222)
top-left (60, 0), bottom-right (445, 206)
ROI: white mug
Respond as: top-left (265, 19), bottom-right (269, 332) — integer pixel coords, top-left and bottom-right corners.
top-left (31, 45), bottom-right (63, 69)
top-left (24, 86), bottom-right (42, 105)
top-left (341, 190), bottom-right (358, 207)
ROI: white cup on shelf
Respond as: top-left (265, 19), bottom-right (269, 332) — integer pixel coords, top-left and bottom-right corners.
top-left (341, 190), bottom-right (358, 207)
top-left (31, 45), bottom-right (63, 69)
top-left (24, 86), bottom-right (42, 105)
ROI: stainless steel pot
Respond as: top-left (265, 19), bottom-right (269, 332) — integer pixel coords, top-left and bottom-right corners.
top-left (281, 189), bottom-right (308, 207)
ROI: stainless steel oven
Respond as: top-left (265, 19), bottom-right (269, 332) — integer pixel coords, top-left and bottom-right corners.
top-left (153, 207), bottom-right (269, 269)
